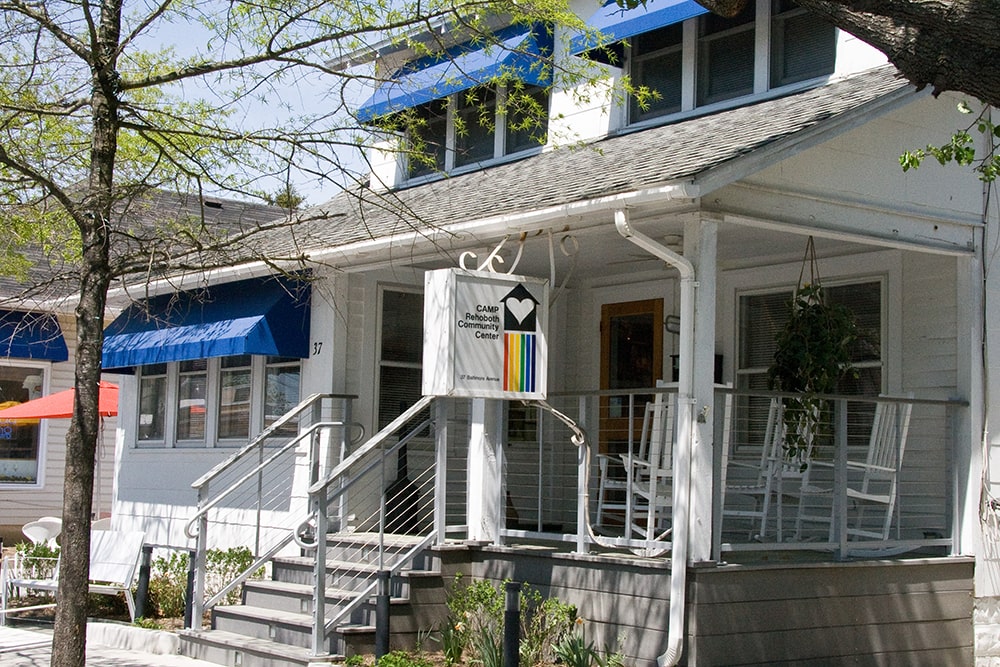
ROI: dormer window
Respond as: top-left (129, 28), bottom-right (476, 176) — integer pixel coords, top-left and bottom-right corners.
top-left (357, 24), bottom-right (552, 181)
top-left (403, 84), bottom-right (550, 178)
top-left (770, 0), bottom-right (837, 88)
top-left (696, 3), bottom-right (756, 106)
top-left (577, 0), bottom-right (837, 126)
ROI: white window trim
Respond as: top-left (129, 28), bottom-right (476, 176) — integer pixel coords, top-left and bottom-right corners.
top-left (403, 84), bottom-right (549, 182)
top-left (734, 276), bottom-right (888, 394)
top-left (621, 0), bottom-right (837, 129)
top-left (134, 355), bottom-right (300, 449)
top-left (374, 284), bottom-right (424, 432)
top-left (0, 360), bottom-right (51, 490)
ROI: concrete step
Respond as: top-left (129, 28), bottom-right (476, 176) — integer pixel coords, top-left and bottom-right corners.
top-left (179, 628), bottom-right (341, 667)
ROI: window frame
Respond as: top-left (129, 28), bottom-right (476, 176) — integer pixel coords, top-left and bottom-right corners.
top-left (375, 285), bottom-right (425, 431)
top-left (624, 0), bottom-right (837, 126)
top-left (0, 361), bottom-right (49, 489)
top-left (403, 83), bottom-right (549, 180)
top-left (133, 355), bottom-right (301, 449)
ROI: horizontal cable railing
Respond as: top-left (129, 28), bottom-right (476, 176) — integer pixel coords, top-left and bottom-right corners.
top-left (500, 387), bottom-right (964, 560)
top-left (187, 394), bottom-right (360, 629)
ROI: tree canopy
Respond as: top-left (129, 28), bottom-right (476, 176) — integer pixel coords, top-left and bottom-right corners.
top-left (0, 2), bottom-right (586, 665)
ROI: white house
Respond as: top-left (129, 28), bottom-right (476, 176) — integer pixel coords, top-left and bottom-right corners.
top-left (103, 0), bottom-right (1000, 664)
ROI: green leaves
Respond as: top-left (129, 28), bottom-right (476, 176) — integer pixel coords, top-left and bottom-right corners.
top-left (900, 101), bottom-right (1000, 182)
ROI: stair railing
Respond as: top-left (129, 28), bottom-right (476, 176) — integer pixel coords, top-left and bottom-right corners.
top-left (293, 394), bottom-right (440, 657)
top-left (185, 393), bottom-right (360, 629)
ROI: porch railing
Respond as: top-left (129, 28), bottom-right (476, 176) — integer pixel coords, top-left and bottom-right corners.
top-left (502, 387), bottom-right (965, 560)
top-left (184, 393), bottom-right (359, 628)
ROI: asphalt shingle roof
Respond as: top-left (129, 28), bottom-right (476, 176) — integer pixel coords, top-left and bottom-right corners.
top-left (287, 65), bottom-right (914, 254)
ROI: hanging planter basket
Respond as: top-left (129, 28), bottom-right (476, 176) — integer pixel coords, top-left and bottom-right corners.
top-left (767, 237), bottom-right (858, 461)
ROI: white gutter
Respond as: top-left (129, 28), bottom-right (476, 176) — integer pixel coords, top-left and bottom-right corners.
top-left (75, 180), bottom-right (699, 308)
top-left (614, 208), bottom-right (695, 667)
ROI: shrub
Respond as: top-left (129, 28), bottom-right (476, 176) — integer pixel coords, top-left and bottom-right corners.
top-left (146, 546), bottom-right (264, 619)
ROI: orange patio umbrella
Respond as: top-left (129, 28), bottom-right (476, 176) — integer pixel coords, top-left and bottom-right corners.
top-left (0, 381), bottom-right (119, 420)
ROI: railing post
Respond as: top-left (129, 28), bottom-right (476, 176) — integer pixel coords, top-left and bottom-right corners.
top-left (834, 398), bottom-right (849, 559)
top-left (312, 485), bottom-right (328, 657)
top-left (191, 489), bottom-right (209, 630)
top-left (577, 395), bottom-right (589, 554)
top-left (134, 545), bottom-right (153, 619)
top-left (434, 398), bottom-right (448, 545)
top-left (184, 549), bottom-right (197, 629)
top-left (375, 570), bottom-right (391, 660)
top-left (504, 581), bottom-right (522, 667)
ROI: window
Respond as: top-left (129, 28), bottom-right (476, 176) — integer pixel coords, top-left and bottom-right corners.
top-left (264, 356), bottom-right (301, 436)
top-left (770, 0), bottom-right (836, 88)
top-left (623, 0), bottom-right (838, 124)
top-left (138, 363), bottom-right (167, 441)
top-left (218, 355), bottom-right (252, 440)
top-left (696, 4), bottom-right (756, 106)
top-left (736, 280), bottom-right (882, 441)
top-left (408, 99), bottom-right (448, 178)
top-left (135, 355), bottom-right (301, 448)
top-left (630, 24), bottom-right (683, 122)
top-left (177, 359), bottom-right (207, 444)
top-left (455, 88), bottom-right (498, 168)
top-left (377, 289), bottom-right (424, 430)
top-left (406, 85), bottom-right (549, 178)
top-left (0, 365), bottom-right (44, 485)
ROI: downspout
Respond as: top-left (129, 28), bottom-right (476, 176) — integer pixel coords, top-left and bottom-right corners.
top-left (614, 209), bottom-right (695, 667)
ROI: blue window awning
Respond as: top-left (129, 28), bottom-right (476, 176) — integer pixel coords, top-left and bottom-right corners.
top-left (570, 0), bottom-right (709, 54)
top-left (102, 277), bottom-right (311, 371)
top-left (0, 310), bottom-right (69, 362)
top-left (357, 24), bottom-right (553, 122)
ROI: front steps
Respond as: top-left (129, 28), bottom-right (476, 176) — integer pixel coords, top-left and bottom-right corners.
top-left (179, 533), bottom-right (446, 667)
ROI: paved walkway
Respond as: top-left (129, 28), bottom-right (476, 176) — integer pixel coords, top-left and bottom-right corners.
top-left (0, 623), bottom-right (219, 666)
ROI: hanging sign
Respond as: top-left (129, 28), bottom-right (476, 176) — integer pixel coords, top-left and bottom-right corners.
top-left (423, 268), bottom-right (548, 399)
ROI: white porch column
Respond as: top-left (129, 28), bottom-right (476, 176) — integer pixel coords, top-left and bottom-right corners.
top-left (686, 216), bottom-right (718, 563)
top-left (467, 398), bottom-right (504, 542)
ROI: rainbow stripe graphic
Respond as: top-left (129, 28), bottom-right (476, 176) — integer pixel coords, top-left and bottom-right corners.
top-left (503, 332), bottom-right (535, 393)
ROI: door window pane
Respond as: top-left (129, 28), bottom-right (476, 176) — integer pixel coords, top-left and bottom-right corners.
top-left (0, 366), bottom-right (42, 484)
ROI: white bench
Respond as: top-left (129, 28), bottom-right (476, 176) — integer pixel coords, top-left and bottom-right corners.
top-left (1, 530), bottom-right (146, 624)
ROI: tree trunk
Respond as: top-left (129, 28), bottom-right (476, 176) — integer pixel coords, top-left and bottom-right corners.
top-left (50, 2), bottom-right (121, 665)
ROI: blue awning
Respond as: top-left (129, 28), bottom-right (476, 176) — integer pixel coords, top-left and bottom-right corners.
top-left (570, 0), bottom-right (709, 54)
top-left (0, 310), bottom-right (69, 361)
top-left (102, 277), bottom-right (311, 371)
top-left (357, 24), bottom-right (553, 122)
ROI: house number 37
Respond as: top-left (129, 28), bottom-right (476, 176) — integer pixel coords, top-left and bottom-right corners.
top-left (312, 342), bottom-right (323, 355)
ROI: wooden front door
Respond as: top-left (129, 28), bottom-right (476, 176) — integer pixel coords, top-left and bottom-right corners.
top-left (599, 298), bottom-right (664, 455)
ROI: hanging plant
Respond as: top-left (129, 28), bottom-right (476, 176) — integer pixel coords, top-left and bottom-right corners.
top-left (767, 237), bottom-right (858, 462)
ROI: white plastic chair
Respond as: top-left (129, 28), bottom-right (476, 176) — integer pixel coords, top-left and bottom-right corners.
top-left (21, 516), bottom-right (62, 547)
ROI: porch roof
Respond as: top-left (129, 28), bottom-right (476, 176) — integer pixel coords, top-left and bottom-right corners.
top-left (273, 65), bottom-right (916, 259)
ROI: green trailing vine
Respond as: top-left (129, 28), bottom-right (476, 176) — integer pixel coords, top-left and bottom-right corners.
top-left (767, 238), bottom-right (858, 462)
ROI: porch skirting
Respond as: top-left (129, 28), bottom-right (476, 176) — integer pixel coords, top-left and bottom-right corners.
top-left (433, 544), bottom-right (973, 666)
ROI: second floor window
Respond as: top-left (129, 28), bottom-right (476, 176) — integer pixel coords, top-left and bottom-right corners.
top-left (626, 0), bottom-right (836, 124)
top-left (405, 84), bottom-right (550, 179)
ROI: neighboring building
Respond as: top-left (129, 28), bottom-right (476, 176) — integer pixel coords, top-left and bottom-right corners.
top-left (103, 1), bottom-right (999, 664)
top-left (0, 190), bottom-right (283, 546)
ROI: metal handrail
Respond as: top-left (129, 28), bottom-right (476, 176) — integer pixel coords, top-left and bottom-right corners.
top-left (190, 393), bottom-right (360, 490)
